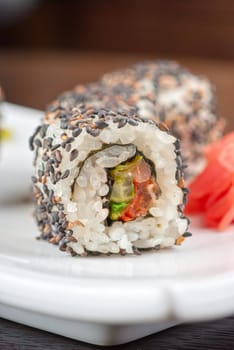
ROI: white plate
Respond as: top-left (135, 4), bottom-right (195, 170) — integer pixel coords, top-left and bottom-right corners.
top-left (1, 206), bottom-right (234, 345)
top-left (0, 104), bottom-right (234, 346)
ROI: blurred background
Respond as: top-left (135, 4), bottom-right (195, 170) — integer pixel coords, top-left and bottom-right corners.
top-left (0, 0), bottom-right (234, 128)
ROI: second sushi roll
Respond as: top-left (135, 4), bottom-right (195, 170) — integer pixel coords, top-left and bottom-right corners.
top-left (55, 61), bottom-right (224, 181)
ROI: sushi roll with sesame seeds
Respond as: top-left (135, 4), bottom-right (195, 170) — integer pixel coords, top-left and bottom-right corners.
top-left (100, 61), bottom-right (225, 179)
top-left (30, 95), bottom-right (190, 256)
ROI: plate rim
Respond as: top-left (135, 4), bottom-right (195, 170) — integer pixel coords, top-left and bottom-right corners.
top-left (1, 259), bottom-right (234, 324)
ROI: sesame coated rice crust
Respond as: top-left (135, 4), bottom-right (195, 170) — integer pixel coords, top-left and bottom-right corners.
top-left (30, 99), bottom-right (190, 256)
top-left (61, 60), bottom-right (225, 179)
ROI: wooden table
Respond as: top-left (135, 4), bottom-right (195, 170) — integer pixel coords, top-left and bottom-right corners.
top-left (0, 51), bottom-right (234, 349)
top-left (1, 317), bottom-right (234, 349)
top-left (0, 51), bottom-right (234, 131)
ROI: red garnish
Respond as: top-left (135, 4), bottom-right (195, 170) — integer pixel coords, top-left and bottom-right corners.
top-left (185, 132), bottom-right (234, 230)
top-left (120, 178), bottom-right (158, 222)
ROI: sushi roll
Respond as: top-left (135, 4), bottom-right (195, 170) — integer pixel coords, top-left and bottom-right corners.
top-left (100, 61), bottom-right (225, 179)
top-left (30, 93), bottom-right (189, 256)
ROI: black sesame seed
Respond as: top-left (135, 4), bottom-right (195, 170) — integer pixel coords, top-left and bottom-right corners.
top-left (61, 221), bottom-right (67, 229)
top-left (72, 128), bottom-right (82, 137)
top-left (66, 246), bottom-right (76, 256)
top-left (29, 136), bottom-right (35, 151)
top-left (59, 212), bottom-right (65, 219)
top-left (29, 125), bottom-right (41, 151)
top-left (118, 118), bottom-right (127, 128)
top-left (183, 196), bottom-right (187, 206)
top-left (68, 124), bottom-right (77, 131)
top-left (60, 237), bottom-right (68, 245)
top-left (51, 212), bottom-right (59, 223)
top-left (61, 169), bottom-right (70, 179)
top-left (119, 110), bottom-right (128, 116)
top-left (67, 236), bottom-right (77, 243)
top-left (34, 139), bottom-right (41, 147)
top-left (176, 157), bottom-right (183, 167)
top-left (65, 143), bottom-right (72, 152)
top-left (178, 204), bottom-right (184, 212)
top-left (51, 144), bottom-right (60, 151)
top-left (31, 176), bottom-right (37, 183)
top-left (95, 120), bottom-right (108, 129)
top-left (183, 232), bottom-right (192, 238)
top-left (51, 174), bottom-right (57, 185)
top-left (70, 149), bottom-right (79, 161)
top-left (98, 110), bottom-right (106, 118)
top-left (67, 247), bottom-right (77, 257)
top-left (128, 119), bottom-right (139, 126)
top-left (33, 148), bottom-right (38, 165)
top-left (86, 125), bottom-right (100, 137)
top-left (43, 184), bottom-right (50, 196)
top-left (57, 203), bottom-right (64, 211)
top-left (113, 117), bottom-right (120, 123)
top-left (186, 217), bottom-right (191, 224)
top-left (54, 150), bottom-right (62, 163)
top-left (76, 118), bottom-right (92, 124)
top-left (42, 139), bottom-right (49, 150)
top-left (60, 120), bottom-right (68, 129)
top-left (38, 169), bottom-right (44, 178)
top-left (40, 124), bottom-right (49, 138)
top-left (59, 242), bottom-right (67, 251)
top-left (66, 229), bottom-right (73, 236)
top-left (37, 212), bottom-right (48, 221)
top-left (48, 189), bottom-right (54, 200)
top-left (59, 113), bottom-right (68, 119)
top-left (61, 137), bottom-right (74, 148)
top-left (174, 140), bottom-right (181, 150)
top-left (182, 164), bottom-right (188, 169)
top-left (89, 114), bottom-right (97, 119)
top-left (50, 166), bottom-right (55, 174)
top-left (47, 137), bottom-right (53, 147)
top-left (46, 202), bottom-right (53, 212)
top-left (56, 171), bottom-right (61, 181)
top-left (108, 111), bottom-right (117, 116)
top-left (175, 170), bottom-right (180, 180)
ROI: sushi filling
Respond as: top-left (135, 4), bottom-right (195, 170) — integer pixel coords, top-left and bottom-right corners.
top-left (76, 144), bottom-right (161, 224)
top-left (109, 154), bottom-right (160, 222)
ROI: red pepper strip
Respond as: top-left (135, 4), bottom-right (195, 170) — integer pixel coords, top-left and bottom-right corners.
top-left (205, 181), bottom-right (234, 230)
top-left (120, 177), bottom-right (157, 222)
top-left (185, 132), bottom-right (234, 230)
top-left (185, 160), bottom-right (233, 214)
